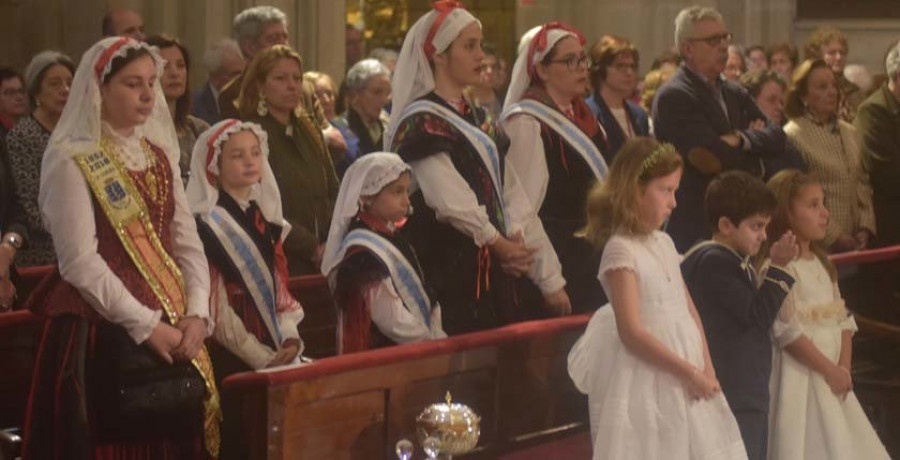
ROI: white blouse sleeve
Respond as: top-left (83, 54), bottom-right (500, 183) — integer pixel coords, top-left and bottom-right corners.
top-left (502, 114), bottom-right (548, 210)
top-left (210, 274), bottom-right (277, 370)
top-left (367, 277), bottom-right (443, 344)
top-left (767, 262), bottom-right (804, 348)
top-left (40, 155), bottom-right (162, 344)
top-left (596, 236), bottom-right (636, 293)
top-left (503, 160), bottom-right (565, 295)
top-left (832, 282), bottom-right (859, 333)
top-left (166, 158), bottom-right (213, 335)
top-left (410, 153), bottom-right (500, 247)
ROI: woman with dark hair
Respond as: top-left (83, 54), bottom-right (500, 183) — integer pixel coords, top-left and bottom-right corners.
top-left (387, 5), bottom-right (570, 334)
top-left (22, 37), bottom-right (219, 458)
top-left (146, 34), bottom-right (211, 185)
top-left (502, 23), bottom-right (610, 314)
top-left (238, 45), bottom-right (340, 275)
top-left (784, 59), bottom-right (875, 252)
top-left (586, 34), bottom-right (649, 161)
top-left (804, 26), bottom-right (862, 122)
top-left (768, 42), bottom-right (798, 82)
top-left (5, 51), bottom-right (74, 267)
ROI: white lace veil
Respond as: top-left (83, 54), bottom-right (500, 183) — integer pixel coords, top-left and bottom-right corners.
top-left (503, 23), bottom-right (582, 113)
top-left (185, 119), bottom-right (290, 239)
top-left (384, 3), bottom-right (480, 149)
top-left (320, 152), bottom-right (411, 277)
top-left (42, 37), bottom-right (179, 170)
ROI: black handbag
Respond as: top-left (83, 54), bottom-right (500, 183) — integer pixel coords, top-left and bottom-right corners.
top-left (90, 321), bottom-right (206, 441)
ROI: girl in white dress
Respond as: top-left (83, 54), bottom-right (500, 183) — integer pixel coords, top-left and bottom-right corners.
top-left (761, 170), bottom-right (890, 460)
top-left (568, 137), bottom-right (747, 460)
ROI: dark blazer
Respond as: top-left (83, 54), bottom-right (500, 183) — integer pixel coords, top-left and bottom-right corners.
top-left (681, 242), bottom-right (794, 413)
top-left (585, 93), bottom-right (650, 161)
top-left (653, 65), bottom-right (787, 252)
top-left (855, 83), bottom-right (900, 246)
top-left (0, 137), bottom-right (27, 240)
top-left (192, 83), bottom-right (221, 126)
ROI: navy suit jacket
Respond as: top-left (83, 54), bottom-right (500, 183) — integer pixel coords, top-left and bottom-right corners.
top-left (653, 65), bottom-right (787, 252)
top-left (192, 83), bottom-right (220, 126)
top-left (585, 93), bottom-right (649, 162)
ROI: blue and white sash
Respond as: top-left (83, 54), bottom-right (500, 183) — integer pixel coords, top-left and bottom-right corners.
top-left (393, 99), bottom-right (508, 230)
top-left (503, 100), bottom-right (609, 179)
top-left (341, 229), bottom-right (433, 327)
top-left (205, 207), bottom-right (282, 344)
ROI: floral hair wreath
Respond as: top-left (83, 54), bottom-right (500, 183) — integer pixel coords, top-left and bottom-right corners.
top-left (640, 142), bottom-right (678, 177)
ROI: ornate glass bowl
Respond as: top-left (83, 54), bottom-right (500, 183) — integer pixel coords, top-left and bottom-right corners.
top-left (415, 392), bottom-right (481, 456)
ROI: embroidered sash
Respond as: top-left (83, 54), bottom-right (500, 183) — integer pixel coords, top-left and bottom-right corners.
top-left (503, 100), bottom-right (609, 180)
top-left (203, 206), bottom-right (282, 345)
top-left (394, 99), bottom-right (508, 230)
top-left (75, 141), bottom-right (221, 457)
top-left (342, 229), bottom-right (433, 327)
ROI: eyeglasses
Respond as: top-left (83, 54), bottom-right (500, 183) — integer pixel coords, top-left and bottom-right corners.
top-left (688, 33), bottom-right (732, 47)
top-left (546, 54), bottom-right (590, 71)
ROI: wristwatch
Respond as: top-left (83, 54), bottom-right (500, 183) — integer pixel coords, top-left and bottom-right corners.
top-left (3, 234), bottom-right (22, 250)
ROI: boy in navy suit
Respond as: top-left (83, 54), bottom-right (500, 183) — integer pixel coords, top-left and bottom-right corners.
top-left (681, 171), bottom-right (798, 460)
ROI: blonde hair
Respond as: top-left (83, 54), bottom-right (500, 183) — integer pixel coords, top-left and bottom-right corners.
top-left (758, 169), bottom-right (837, 281)
top-left (582, 137), bottom-right (683, 249)
top-left (237, 44), bottom-right (303, 119)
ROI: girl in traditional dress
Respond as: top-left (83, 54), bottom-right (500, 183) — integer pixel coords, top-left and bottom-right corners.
top-left (23, 37), bottom-right (220, 459)
top-left (502, 22), bottom-right (609, 313)
top-left (385, 1), bottom-right (570, 335)
top-left (761, 170), bottom-right (889, 459)
top-left (321, 153), bottom-right (446, 353)
top-left (568, 138), bottom-right (747, 460)
top-left (187, 119), bottom-right (304, 459)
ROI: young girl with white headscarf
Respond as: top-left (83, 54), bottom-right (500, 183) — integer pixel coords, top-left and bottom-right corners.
top-left (321, 152), bottom-right (446, 353)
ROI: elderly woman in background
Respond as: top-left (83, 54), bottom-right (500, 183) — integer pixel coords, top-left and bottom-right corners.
top-left (146, 35), bottom-right (210, 184)
top-left (332, 58), bottom-right (391, 175)
top-left (586, 35), bottom-right (649, 161)
top-left (304, 70), bottom-right (350, 168)
top-left (6, 51), bottom-right (74, 267)
top-left (724, 44), bottom-right (746, 81)
top-left (739, 69), bottom-right (787, 125)
top-left (239, 45), bottom-right (339, 275)
top-left (804, 26), bottom-right (862, 122)
top-left (784, 59), bottom-right (875, 252)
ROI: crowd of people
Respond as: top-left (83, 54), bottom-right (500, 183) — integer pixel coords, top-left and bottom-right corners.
top-left (0, 2), bottom-right (896, 459)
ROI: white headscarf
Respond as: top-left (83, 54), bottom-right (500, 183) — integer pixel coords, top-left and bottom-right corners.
top-left (42, 37), bottom-right (178, 169)
top-left (320, 153), bottom-right (411, 277)
top-left (384, 1), bottom-right (480, 149)
top-left (185, 119), bottom-right (290, 238)
top-left (503, 22), bottom-right (585, 113)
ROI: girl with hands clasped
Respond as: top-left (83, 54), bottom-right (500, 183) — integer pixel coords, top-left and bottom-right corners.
top-left (568, 138), bottom-right (747, 460)
top-left (761, 170), bottom-right (889, 460)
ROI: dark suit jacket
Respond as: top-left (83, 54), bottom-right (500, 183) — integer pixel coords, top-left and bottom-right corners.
top-left (585, 93), bottom-right (649, 162)
top-left (191, 83), bottom-right (220, 125)
top-left (855, 83), bottom-right (900, 246)
top-left (681, 242), bottom-right (794, 413)
top-left (653, 65), bottom-right (787, 252)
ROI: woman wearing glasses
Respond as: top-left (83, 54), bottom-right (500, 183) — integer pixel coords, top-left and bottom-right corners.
top-left (501, 22), bottom-right (609, 314)
top-left (586, 35), bottom-right (650, 162)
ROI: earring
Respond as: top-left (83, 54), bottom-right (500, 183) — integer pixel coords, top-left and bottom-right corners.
top-left (257, 96), bottom-right (268, 117)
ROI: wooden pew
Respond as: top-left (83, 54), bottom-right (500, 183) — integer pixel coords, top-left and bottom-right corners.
top-left (288, 275), bottom-right (337, 359)
top-left (222, 314), bottom-right (590, 460)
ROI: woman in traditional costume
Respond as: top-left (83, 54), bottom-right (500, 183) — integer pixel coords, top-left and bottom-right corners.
top-left (22, 37), bottom-right (220, 459)
top-left (384, 1), bottom-right (571, 335)
top-left (502, 22), bottom-right (609, 313)
top-left (321, 153), bottom-right (446, 353)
